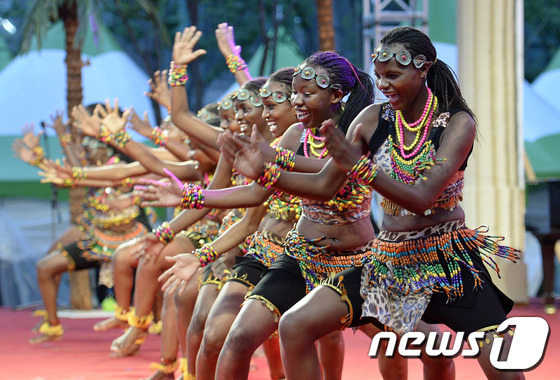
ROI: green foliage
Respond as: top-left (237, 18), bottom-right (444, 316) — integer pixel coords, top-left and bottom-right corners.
top-left (524, 0), bottom-right (560, 81)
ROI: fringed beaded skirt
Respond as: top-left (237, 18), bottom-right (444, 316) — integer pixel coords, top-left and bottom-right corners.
top-left (284, 229), bottom-right (372, 293)
top-left (360, 219), bottom-right (520, 334)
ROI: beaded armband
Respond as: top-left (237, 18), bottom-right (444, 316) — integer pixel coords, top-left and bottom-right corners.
top-left (168, 61), bottom-right (188, 87)
top-left (226, 54), bottom-right (248, 73)
top-left (154, 221), bottom-right (175, 245)
top-left (112, 130), bottom-right (131, 148)
top-left (151, 127), bottom-right (169, 147)
top-left (348, 155), bottom-right (378, 185)
top-left (72, 167), bottom-right (87, 181)
top-left (98, 125), bottom-right (112, 143)
top-left (60, 133), bottom-right (72, 147)
top-left (180, 183), bottom-right (205, 209)
top-left (274, 147), bottom-right (296, 171)
top-left (193, 244), bottom-right (219, 267)
top-left (31, 146), bottom-right (45, 166)
top-left (256, 162), bottom-right (281, 191)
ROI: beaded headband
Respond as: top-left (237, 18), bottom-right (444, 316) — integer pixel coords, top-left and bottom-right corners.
top-left (372, 46), bottom-right (428, 69)
top-left (293, 65), bottom-right (342, 91)
top-left (259, 86), bottom-right (288, 103)
top-left (218, 96), bottom-right (234, 111)
top-left (233, 88), bottom-right (263, 107)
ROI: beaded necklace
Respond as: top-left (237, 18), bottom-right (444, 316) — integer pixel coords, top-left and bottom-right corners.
top-left (395, 93), bottom-right (438, 159)
top-left (389, 94), bottom-right (439, 185)
top-left (303, 128), bottom-right (328, 158)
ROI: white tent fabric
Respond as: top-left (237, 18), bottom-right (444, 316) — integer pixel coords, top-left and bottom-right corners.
top-left (532, 68), bottom-right (560, 117)
top-left (0, 49), bottom-right (157, 136)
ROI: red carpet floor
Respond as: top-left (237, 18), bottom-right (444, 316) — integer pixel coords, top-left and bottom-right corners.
top-left (0, 299), bottom-right (558, 379)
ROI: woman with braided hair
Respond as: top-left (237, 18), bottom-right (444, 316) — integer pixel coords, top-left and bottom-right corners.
top-left (220, 26), bottom-right (523, 380)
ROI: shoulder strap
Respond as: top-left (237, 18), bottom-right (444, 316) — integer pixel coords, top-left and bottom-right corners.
top-left (367, 103), bottom-right (390, 155)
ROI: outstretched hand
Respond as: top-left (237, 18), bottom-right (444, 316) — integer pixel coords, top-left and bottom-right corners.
top-left (97, 99), bottom-right (130, 134)
top-left (45, 110), bottom-right (68, 136)
top-left (172, 26), bottom-right (207, 66)
top-left (215, 22), bottom-right (241, 58)
top-left (217, 126), bottom-right (266, 180)
top-left (145, 70), bottom-right (171, 110)
top-left (320, 119), bottom-right (364, 172)
top-left (37, 158), bottom-right (72, 185)
top-left (129, 233), bottom-right (165, 261)
top-left (12, 139), bottom-right (35, 164)
top-left (72, 104), bottom-right (102, 136)
top-left (134, 168), bottom-right (184, 208)
top-left (21, 123), bottom-right (43, 149)
top-left (128, 108), bottom-right (153, 138)
top-left (158, 253), bottom-right (202, 295)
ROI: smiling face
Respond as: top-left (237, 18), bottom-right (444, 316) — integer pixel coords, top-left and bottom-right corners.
top-left (290, 67), bottom-right (341, 129)
top-left (373, 43), bottom-right (428, 112)
top-left (234, 89), bottom-right (267, 137)
top-left (261, 81), bottom-right (296, 138)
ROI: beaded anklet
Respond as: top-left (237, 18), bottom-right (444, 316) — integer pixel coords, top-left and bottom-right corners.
top-left (168, 61), bottom-right (188, 87)
top-left (149, 359), bottom-right (178, 374)
top-left (180, 183), bottom-right (205, 209)
top-left (154, 222), bottom-right (174, 245)
top-left (127, 312), bottom-right (154, 330)
top-left (256, 162), bottom-right (281, 190)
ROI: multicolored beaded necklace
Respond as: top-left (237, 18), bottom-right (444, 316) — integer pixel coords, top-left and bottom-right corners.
top-left (389, 89), bottom-right (439, 184)
top-left (303, 128), bottom-right (328, 158)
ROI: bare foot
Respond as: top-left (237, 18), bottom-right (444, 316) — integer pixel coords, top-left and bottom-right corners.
top-left (110, 326), bottom-right (147, 358)
top-left (29, 323), bottom-right (63, 345)
top-left (93, 316), bottom-right (129, 331)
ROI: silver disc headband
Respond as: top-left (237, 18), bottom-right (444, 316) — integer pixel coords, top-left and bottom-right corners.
top-left (372, 46), bottom-right (428, 68)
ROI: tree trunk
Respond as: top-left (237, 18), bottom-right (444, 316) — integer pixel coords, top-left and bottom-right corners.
top-left (63, 2), bottom-right (91, 310)
top-left (315, 0), bottom-right (335, 51)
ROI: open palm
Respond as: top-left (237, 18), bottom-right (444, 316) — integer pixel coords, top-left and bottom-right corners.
top-left (172, 26), bottom-right (207, 65)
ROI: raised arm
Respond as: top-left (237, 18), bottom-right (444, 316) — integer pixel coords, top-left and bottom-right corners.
top-left (215, 23), bottom-right (251, 86)
top-left (170, 26), bottom-right (223, 150)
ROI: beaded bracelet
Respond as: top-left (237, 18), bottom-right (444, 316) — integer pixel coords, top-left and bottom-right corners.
top-left (98, 125), bottom-right (112, 143)
top-left (348, 155), bottom-right (378, 185)
top-left (112, 130), bottom-right (131, 148)
top-left (72, 167), bottom-right (87, 181)
top-left (225, 54), bottom-right (248, 73)
top-left (179, 183), bottom-right (204, 209)
top-left (121, 177), bottom-right (136, 188)
top-left (154, 221), bottom-right (175, 245)
top-left (63, 178), bottom-right (75, 188)
top-left (256, 162), bottom-right (281, 191)
top-left (31, 146), bottom-right (45, 167)
top-left (168, 61), bottom-right (188, 87)
top-left (60, 133), bottom-right (72, 147)
top-left (132, 194), bottom-right (142, 205)
top-left (274, 147), bottom-right (296, 171)
top-left (193, 244), bottom-right (219, 267)
top-left (151, 127), bottom-right (169, 147)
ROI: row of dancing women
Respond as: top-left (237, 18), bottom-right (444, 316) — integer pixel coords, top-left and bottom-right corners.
top-left (15, 22), bottom-right (524, 380)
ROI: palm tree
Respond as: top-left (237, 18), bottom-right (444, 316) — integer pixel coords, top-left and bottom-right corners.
top-left (19, 0), bottom-right (164, 309)
top-left (315, 0), bottom-right (335, 51)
